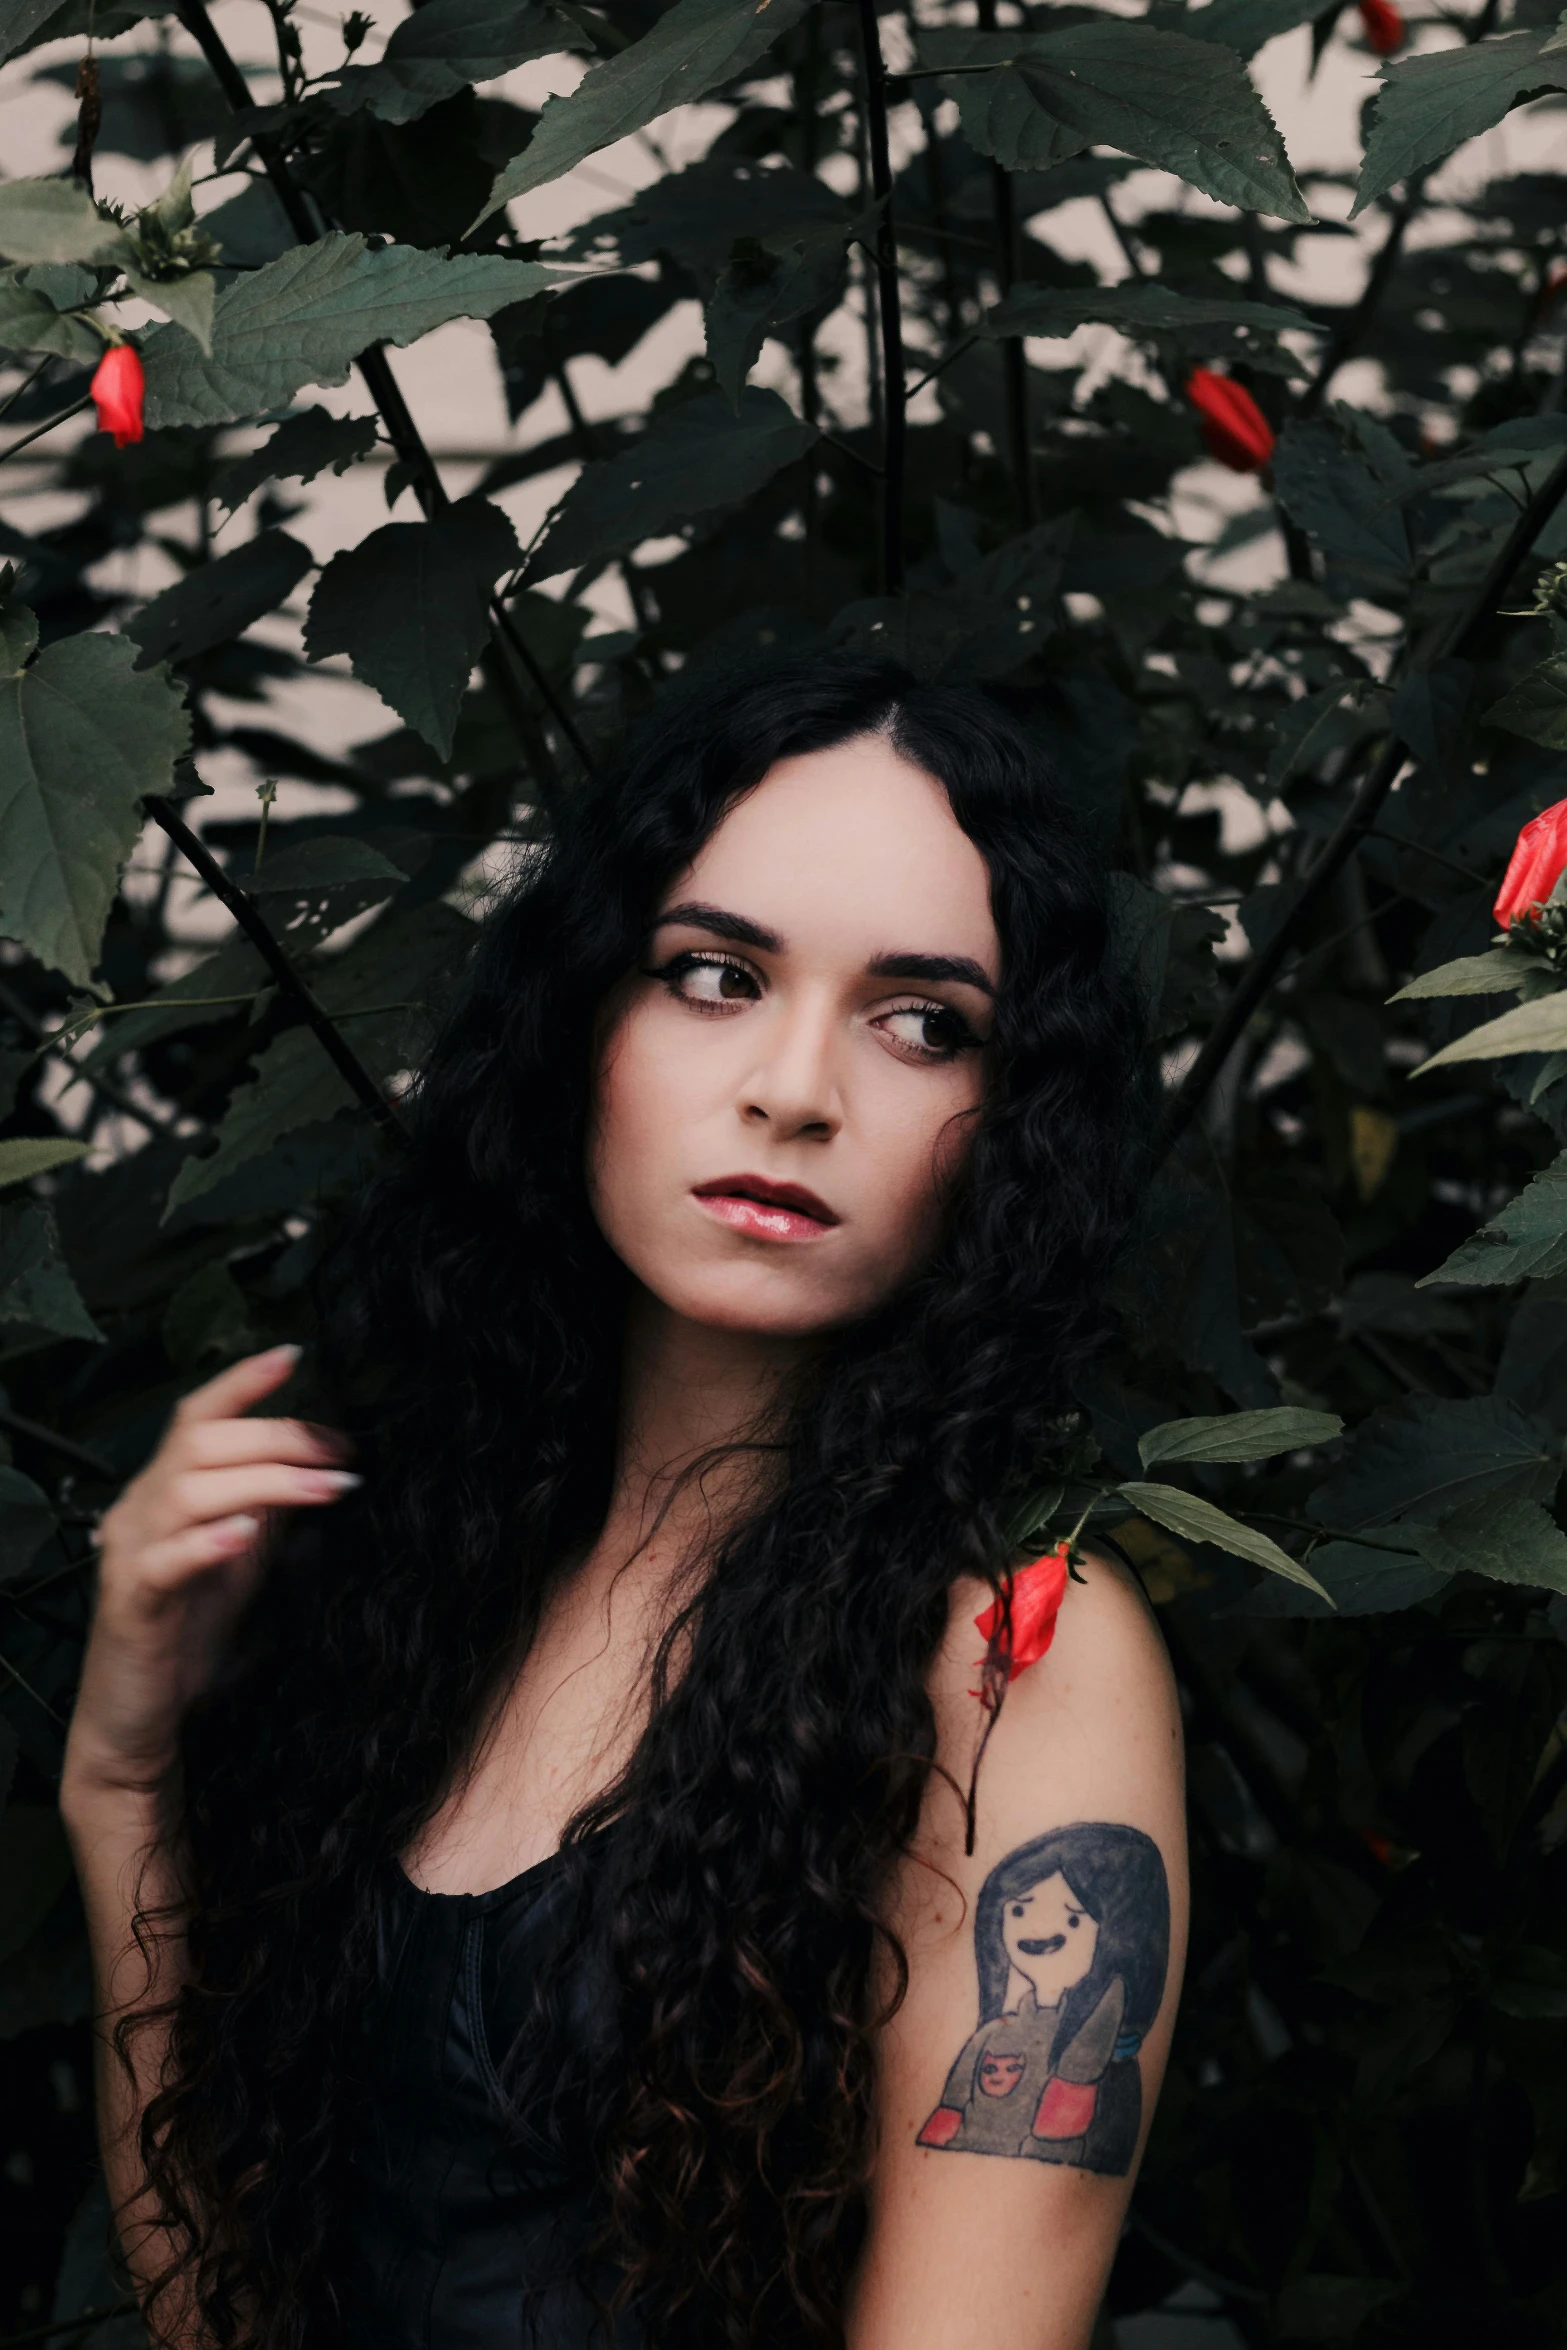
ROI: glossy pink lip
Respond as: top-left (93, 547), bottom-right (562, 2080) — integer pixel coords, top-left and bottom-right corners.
top-left (693, 1174), bottom-right (840, 1242)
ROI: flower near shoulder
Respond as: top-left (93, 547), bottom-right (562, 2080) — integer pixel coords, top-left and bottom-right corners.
top-left (1185, 369), bottom-right (1275, 473)
top-left (1357, 0), bottom-right (1405, 52)
top-left (1494, 798), bottom-right (1567, 931)
top-left (971, 1541), bottom-right (1071, 1698)
top-left (90, 343), bottom-right (145, 449)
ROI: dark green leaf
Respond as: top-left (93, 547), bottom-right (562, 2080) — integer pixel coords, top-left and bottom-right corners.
top-left (215, 409), bottom-right (379, 515)
top-left (126, 529), bottom-right (314, 670)
top-left (984, 282), bottom-right (1314, 340)
top-left (0, 1138), bottom-right (90, 1186)
top-left (247, 836), bottom-right (407, 898)
top-left (1309, 1395), bottom-right (1560, 1532)
top-left (0, 1467), bottom-right (59, 1584)
top-left (1485, 654), bottom-right (1567, 750)
top-left (1411, 1493), bottom-right (1567, 1591)
top-left (0, 179), bottom-right (122, 267)
top-left (305, 497), bottom-right (519, 759)
top-left (1139, 1406), bottom-right (1342, 1468)
top-left (706, 223), bottom-right (852, 409)
top-left (140, 234), bottom-right (563, 430)
top-left (0, 269), bottom-right (104, 365)
top-left (1168, 0), bottom-right (1337, 61)
top-left (1354, 29), bottom-right (1567, 218)
top-left (1236, 1538), bottom-right (1449, 1617)
top-left (1272, 419), bottom-right (1410, 581)
top-left (927, 21), bottom-right (1309, 221)
top-left (524, 386), bottom-right (816, 583)
top-left (0, 631), bottom-right (190, 985)
top-left (0, 1203), bottom-right (99, 1343)
top-left (1116, 1479), bottom-right (1332, 1596)
top-left (1415, 990), bottom-right (1567, 1070)
top-left (1421, 1153), bottom-right (1567, 1286)
top-left (160, 1261), bottom-right (256, 1371)
top-left (1390, 948), bottom-right (1535, 1000)
top-left (321, 0), bottom-right (587, 123)
top-left (477, 0), bottom-right (820, 218)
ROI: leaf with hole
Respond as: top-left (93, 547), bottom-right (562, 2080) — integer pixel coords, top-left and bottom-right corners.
top-left (0, 632), bottom-right (189, 986)
top-left (305, 497), bottom-right (519, 760)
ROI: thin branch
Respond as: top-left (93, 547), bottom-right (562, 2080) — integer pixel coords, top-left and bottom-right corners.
top-left (172, 0), bottom-right (585, 806)
top-left (856, 0), bottom-right (905, 592)
top-left (0, 355), bottom-right (56, 425)
top-left (905, 331), bottom-right (979, 401)
top-left (1298, 194), bottom-right (1416, 419)
top-left (1162, 443), bottom-right (1567, 1154)
top-left (0, 1402), bottom-right (115, 1479)
top-left (0, 393), bottom-right (93, 468)
top-left (144, 794), bottom-right (403, 1138)
top-left (0, 979), bottom-right (178, 1139)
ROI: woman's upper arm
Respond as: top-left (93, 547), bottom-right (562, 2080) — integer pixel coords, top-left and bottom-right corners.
top-left (850, 1550), bottom-right (1187, 2350)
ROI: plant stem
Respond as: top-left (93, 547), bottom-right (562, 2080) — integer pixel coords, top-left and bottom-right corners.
top-left (144, 793), bottom-right (402, 1137)
top-left (171, 0), bottom-right (587, 804)
top-left (0, 354), bottom-right (55, 424)
top-left (973, 0), bottom-right (1035, 528)
top-left (856, 0), bottom-right (905, 592)
top-left (1162, 442), bottom-right (1567, 1153)
top-left (0, 1402), bottom-right (114, 1479)
top-left (1299, 193), bottom-right (1416, 419)
top-left (0, 394), bottom-right (93, 467)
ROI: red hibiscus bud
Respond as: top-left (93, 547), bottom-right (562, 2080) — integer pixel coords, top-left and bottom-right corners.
top-left (971, 1541), bottom-right (1070, 1698)
top-left (1357, 0), bottom-right (1405, 52)
top-left (1494, 797), bottom-right (1567, 930)
top-left (1185, 368), bottom-right (1275, 473)
top-left (90, 342), bottom-right (145, 448)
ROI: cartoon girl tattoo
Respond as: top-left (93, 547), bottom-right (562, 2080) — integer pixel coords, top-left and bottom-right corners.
top-left (917, 1823), bottom-right (1170, 2176)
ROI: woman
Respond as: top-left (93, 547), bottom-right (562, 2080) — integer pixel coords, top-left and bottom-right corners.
top-left (61, 657), bottom-right (1187, 2350)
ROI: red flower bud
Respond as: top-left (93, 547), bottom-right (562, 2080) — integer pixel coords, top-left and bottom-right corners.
top-left (1357, 0), bottom-right (1405, 52)
top-left (90, 342), bottom-right (144, 449)
top-left (970, 1541), bottom-right (1070, 1699)
top-left (1494, 797), bottom-right (1567, 930)
top-left (1185, 368), bottom-right (1275, 474)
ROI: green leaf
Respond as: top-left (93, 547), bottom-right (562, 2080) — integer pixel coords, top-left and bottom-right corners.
top-left (984, 282), bottom-right (1314, 340)
top-left (122, 262), bottom-right (216, 356)
top-left (0, 632), bottom-right (190, 985)
top-left (0, 1202), bottom-right (100, 1342)
top-left (1484, 655), bottom-right (1567, 750)
top-left (706, 222), bottom-right (853, 410)
top-left (1354, 29), bottom-right (1567, 218)
top-left (1116, 1479), bottom-right (1331, 1596)
top-left (1390, 949), bottom-right (1536, 1001)
top-left (0, 595), bottom-right (38, 680)
top-left (1411, 1494), bottom-right (1567, 1591)
top-left (215, 409), bottom-right (379, 515)
top-left (164, 902), bottom-right (473, 1214)
top-left (0, 269), bottom-right (104, 365)
top-left (476, 0), bottom-right (820, 219)
top-left (247, 836), bottom-right (407, 898)
top-left (1138, 1406), bottom-right (1342, 1468)
top-left (1414, 989), bottom-right (1567, 1071)
top-left (0, 1138), bottom-right (89, 1187)
top-left (305, 497), bottom-right (519, 759)
top-left (160, 1260), bottom-right (256, 1371)
top-left (524, 386), bottom-right (817, 583)
top-left (1420, 1153), bottom-right (1567, 1287)
top-left (0, 1466), bottom-right (58, 1585)
top-left (1309, 1395), bottom-right (1560, 1533)
top-left (1272, 419), bottom-right (1410, 581)
top-left (322, 0), bottom-right (589, 124)
top-left (0, 179), bottom-right (122, 267)
top-left (126, 529), bottom-right (314, 671)
top-left (139, 234), bottom-right (563, 430)
top-left (0, 0), bottom-right (160, 63)
top-left (927, 21), bottom-right (1309, 222)
top-left (1236, 1537), bottom-right (1449, 1618)
top-left (1170, 0), bottom-right (1335, 61)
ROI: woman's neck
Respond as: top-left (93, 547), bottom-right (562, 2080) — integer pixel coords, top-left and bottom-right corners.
top-left (594, 1289), bottom-right (812, 1584)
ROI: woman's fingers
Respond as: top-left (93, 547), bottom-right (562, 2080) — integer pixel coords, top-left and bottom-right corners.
top-left (172, 1416), bottom-right (352, 1473)
top-left (165, 1462), bottom-right (361, 1528)
top-left (172, 1344), bottom-right (303, 1430)
top-left (137, 1514), bottom-right (264, 1592)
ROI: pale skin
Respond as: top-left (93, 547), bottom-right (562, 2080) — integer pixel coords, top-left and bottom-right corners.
top-left (61, 731), bottom-right (1186, 2349)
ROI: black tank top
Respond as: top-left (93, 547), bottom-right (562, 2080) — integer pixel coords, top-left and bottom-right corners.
top-left (332, 1835), bottom-right (642, 2348)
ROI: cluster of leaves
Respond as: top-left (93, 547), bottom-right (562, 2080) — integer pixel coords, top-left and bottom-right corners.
top-left (2, 0), bottom-right (1567, 2337)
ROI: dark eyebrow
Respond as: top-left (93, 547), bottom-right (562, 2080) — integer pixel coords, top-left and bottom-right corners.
top-left (868, 951), bottom-right (995, 998)
top-left (653, 901), bottom-right (782, 953)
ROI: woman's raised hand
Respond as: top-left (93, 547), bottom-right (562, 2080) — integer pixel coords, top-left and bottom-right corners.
top-left (63, 1346), bottom-right (358, 1804)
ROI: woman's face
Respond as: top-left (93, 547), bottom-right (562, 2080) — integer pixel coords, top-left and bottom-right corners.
top-left (588, 733), bottom-right (999, 1338)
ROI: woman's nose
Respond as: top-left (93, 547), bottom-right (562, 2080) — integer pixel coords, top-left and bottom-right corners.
top-left (739, 996), bottom-right (841, 1141)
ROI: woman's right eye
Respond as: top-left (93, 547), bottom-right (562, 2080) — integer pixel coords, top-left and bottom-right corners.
top-left (654, 951), bottom-right (761, 1007)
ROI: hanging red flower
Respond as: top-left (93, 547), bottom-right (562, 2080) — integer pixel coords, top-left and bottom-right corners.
top-left (1357, 0), bottom-right (1405, 53)
top-left (1186, 369), bottom-right (1275, 473)
top-left (1494, 797), bottom-right (1567, 930)
top-left (90, 343), bottom-right (145, 449)
top-left (971, 1541), bottom-right (1071, 1698)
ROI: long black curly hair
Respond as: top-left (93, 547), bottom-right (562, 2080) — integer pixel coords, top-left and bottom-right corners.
top-left (131, 655), bottom-right (1149, 2349)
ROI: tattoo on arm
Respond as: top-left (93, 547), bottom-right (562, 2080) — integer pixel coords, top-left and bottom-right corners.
top-left (916, 1823), bottom-right (1170, 2177)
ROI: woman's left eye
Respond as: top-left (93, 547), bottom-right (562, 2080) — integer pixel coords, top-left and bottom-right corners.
top-left (876, 1003), bottom-right (980, 1061)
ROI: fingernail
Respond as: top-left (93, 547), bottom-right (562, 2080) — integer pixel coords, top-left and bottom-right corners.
top-left (316, 1470), bottom-right (362, 1492)
top-left (270, 1343), bottom-right (303, 1367)
top-left (226, 1514), bottom-right (261, 1539)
